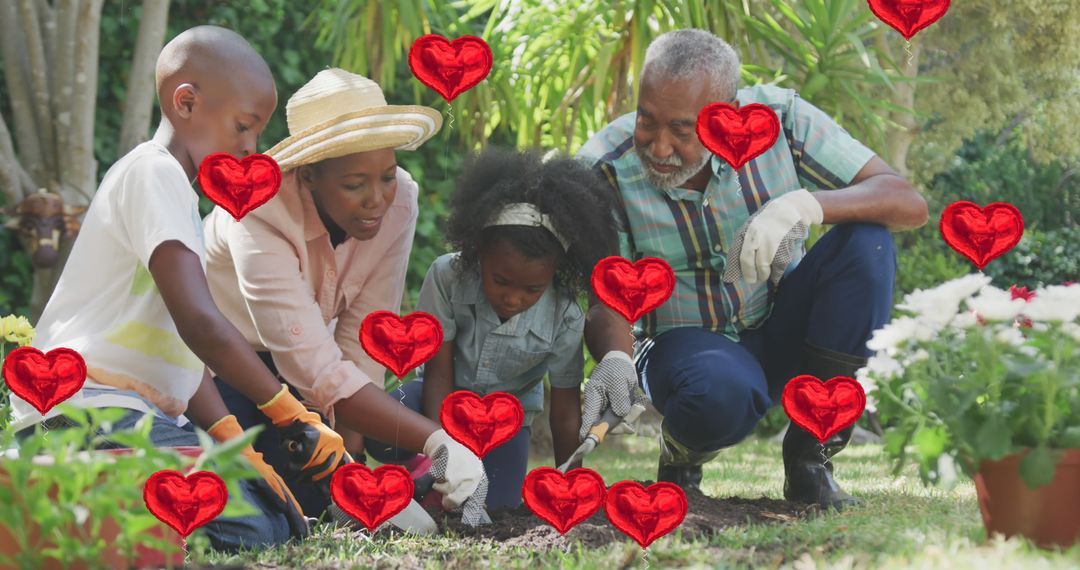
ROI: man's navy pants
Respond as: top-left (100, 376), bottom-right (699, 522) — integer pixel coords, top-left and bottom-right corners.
top-left (635, 223), bottom-right (896, 452)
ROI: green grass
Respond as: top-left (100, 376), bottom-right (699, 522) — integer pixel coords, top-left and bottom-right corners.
top-left (189, 436), bottom-right (1080, 569)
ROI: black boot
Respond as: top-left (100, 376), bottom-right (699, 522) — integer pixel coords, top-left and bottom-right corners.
top-left (657, 421), bottom-right (719, 494)
top-left (782, 342), bottom-right (867, 510)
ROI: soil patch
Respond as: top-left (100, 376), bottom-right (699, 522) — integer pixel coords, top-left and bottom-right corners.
top-left (427, 482), bottom-right (815, 550)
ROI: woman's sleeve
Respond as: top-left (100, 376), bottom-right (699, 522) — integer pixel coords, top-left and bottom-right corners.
top-left (226, 215), bottom-right (373, 423)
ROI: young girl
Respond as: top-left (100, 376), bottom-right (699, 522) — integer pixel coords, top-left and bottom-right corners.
top-left (365, 148), bottom-right (619, 508)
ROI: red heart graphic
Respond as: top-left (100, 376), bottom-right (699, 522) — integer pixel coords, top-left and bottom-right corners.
top-left (867, 0), bottom-right (951, 40)
top-left (592, 256), bottom-right (675, 323)
top-left (408, 34), bottom-right (493, 102)
top-left (360, 311), bottom-right (444, 379)
top-left (782, 375), bottom-right (867, 444)
top-left (143, 470), bottom-right (227, 538)
top-left (939, 201), bottom-right (1024, 270)
top-left (1, 346), bottom-right (86, 414)
top-left (440, 391), bottom-right (523, 457)
top-left (197, 153), bottom-right (281, 221)
top-left (523, 467), bottom-right (606, 534)
top-left (330, 463), bottom-right (414, 532)
top-left (696, 102), bottom-right (780, 170)
top-left (604, 481), bottom-right (688, 549)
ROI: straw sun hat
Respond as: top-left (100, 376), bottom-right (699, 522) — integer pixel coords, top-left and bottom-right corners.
top-left (266, 68), bottom-right (443, 172)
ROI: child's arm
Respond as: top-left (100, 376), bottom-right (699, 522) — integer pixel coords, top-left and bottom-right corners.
top-left (185, 368), bottom-right (231, 431)
top-left (546, 304), bottom-right (588, 463)
top-left (420, 342), bottom-right (455, 423)
top-left (550, 386), bottom-right (583, 468)
top-left (151, 242), bottom-right (283, 404)
top-left (150, 241), bottom-right (346, 481)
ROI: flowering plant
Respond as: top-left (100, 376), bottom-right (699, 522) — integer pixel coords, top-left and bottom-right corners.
top-left (0, 315), bottom-right (36, 431)
top-left (859, 275), bottom-right (1080, 489)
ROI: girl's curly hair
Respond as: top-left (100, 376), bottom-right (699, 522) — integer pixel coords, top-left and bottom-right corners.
top-left (445, 147), bottom-right (619, 297)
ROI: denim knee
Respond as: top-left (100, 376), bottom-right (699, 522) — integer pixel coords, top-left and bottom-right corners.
top-left (666, 364), bottom-right (770, 452)
top-left (834, 223), bottom-right (896, 286)
top-left (198, 480), bottom-right (292, 551)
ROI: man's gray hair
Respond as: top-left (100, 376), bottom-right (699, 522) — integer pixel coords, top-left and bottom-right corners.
top-left (642, 29), bottom-right (741, 98)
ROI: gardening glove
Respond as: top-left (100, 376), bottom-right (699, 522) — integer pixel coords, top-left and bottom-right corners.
top-left (422, 429), bottom-right (489, 520)
top-left (258, 383), bottom-right (347, 482)
top-left (722, 189), bottom-right (823, 286)
top-left (426, 432), bottom-right (491, 527)
top-left (207, 414), bottom-right (310, 538)
top-left (580, 351), bottom-right (649, 442)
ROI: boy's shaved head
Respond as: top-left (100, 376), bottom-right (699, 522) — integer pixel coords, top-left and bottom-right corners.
top-left (155, 25), bottom-right (274, 106)
top-left (153, 25), bottom-right (277, 179)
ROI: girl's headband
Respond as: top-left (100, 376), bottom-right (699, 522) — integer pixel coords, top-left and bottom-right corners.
top-left (483, 202), bottom-right (570, 251)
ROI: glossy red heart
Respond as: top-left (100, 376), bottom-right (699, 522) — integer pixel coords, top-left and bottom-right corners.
top-left (782, 375), bottom-right (866, 444)
top-left (696, 102), bottom-right (780, 170)
top-left (330, 463), bottom-right (414, 532)
top-left (1, 346), bottom-right (86, 414)
top-left (408, 34), bottom-right (492, 102)
top-left (360, 311), bottom-right (444, 379)
top-left (867, 0), bottom-right (951, 40)
top-left (143, 470), bottom-right (227, 538)
top-left (604, 481), bottom-right (687, 549)
top-left (522, 467), bottom-right (606, 534)
top-left (440, 391), bottom-right (523, 457)
top-left (939, 201), bottom-right (1024, 270)
top-left (592, 256), bottom-right (675, 323)
top-left (197, 153), bottom-right (281, 221)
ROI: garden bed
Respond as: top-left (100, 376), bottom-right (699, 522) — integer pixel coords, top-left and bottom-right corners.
top-left (423, 484), bottom-right (812, 550)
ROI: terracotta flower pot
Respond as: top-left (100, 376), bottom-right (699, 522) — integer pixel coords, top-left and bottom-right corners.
top-left (974, 448), bottom-right (1080, 549)
top-left (0, 446), bottom-right (202, 570)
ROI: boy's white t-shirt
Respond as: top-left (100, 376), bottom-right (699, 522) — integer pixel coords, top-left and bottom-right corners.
top-left (10, 141), bottom-right (207, 432)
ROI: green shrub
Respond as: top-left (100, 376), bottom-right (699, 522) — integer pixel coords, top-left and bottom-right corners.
top-left (984, 225), bottom-right (1080, 288)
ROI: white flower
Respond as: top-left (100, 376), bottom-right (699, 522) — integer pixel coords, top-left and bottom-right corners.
top-left (855, 366), bottom-right (878, 413)
top-left (1022, 284), bottom-right (1080, 322)
top-left (866, 316), bottom-right (919, 352)
top-left (966, 286), bottom-right (1026, 321)
top-left (898, 274), bottom-right (992, 328)
top-left (995, 326), bottom-right (1027, 347)
top-left (1062, 322), bottom-right (1080, 343)
top-left (951, 310), bottom-right (980, 329)
top-left (864, 354), bottom-right (904, 380)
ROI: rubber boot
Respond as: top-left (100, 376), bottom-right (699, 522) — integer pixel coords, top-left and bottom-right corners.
top-left (656, 421), bottom-right (720, 493)
top-left (782, 342), bottom-right (866, 510)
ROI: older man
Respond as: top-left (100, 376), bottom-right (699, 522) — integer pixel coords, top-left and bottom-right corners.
top-left (576, 29), bottom-right (927, 509)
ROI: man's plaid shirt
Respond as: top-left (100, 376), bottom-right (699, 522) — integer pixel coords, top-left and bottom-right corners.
top-left (577, 84), bottom-right (875, 342)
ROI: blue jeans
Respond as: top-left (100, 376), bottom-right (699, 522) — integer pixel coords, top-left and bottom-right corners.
top-left (15, 399), bottom-right (292, 551)
top-left (637, 223), bottom-right (896, 452)
top-left (365, 380), bottom-right (533, 510)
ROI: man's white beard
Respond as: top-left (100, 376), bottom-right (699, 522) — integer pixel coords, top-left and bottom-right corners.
top-left (635, 145), bottom-right (712, 189)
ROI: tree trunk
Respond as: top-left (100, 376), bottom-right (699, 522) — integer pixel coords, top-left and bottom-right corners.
top-left (17, 0), bottom-right (60, 190)
top-left (0, 112), bottom-right (24, 205)
top-left (66, 0), bottom-right (104, 205)
top-left (118, 0), bottom-right (170, 156)
top-left (52, 0), bottom-right (79, 189)
top-left (880, 38), bottom-right (922, 179)
top-left (0, 2), bottom-right (46, 187)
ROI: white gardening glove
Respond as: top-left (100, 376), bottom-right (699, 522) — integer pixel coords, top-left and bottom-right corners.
top-left (722, 189), bottom-right (823, 286)
top-left (580, 351), bottom-right (649, 442)
top-left (422, 429), bottom-right (487, 513)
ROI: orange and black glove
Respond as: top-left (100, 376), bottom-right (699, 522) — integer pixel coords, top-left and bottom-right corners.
top-left (207, 414), bottom-right (309, 538)
top-left (257, 384), bottom-right (348, 482)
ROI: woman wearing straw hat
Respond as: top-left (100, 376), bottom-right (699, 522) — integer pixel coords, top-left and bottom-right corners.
top-left (203, 69), bottom-right (490, 531)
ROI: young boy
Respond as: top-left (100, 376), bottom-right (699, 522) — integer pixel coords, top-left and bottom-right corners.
top-left (8, 26), bottom-right (346, 549)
